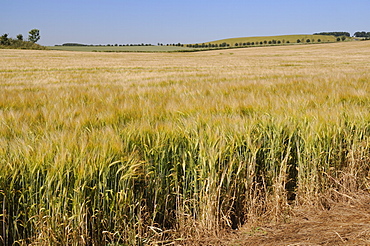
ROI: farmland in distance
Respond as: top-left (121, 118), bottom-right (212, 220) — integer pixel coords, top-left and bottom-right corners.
top-left (48, 34), bottom-right (346, 52)
top-left (49, 44), bottom-right (194, 52)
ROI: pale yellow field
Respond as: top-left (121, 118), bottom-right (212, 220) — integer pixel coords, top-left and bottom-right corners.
top-left (2, 42), bottom-right (369, 119)
top-left (1, 41), bottom-right (370, 245)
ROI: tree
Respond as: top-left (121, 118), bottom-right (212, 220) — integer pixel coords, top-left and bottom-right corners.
top-left (341, 36), bottom-right (346, 41)
top-left (297, 39), bottom-right (301, 43)
top-left (306, 39), bottom-right (311, 43)
top-left (336, 37), bottom-right (341, 42)
top-left (0, 33), bottom-right (10, 45)
top-left (17, 34), bottom-right (23, 41)
top-left (28, 29), bottom-right (40, 43)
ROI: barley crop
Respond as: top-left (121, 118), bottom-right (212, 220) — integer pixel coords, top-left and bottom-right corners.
top-left (0, 42), bottom-right (370, 245)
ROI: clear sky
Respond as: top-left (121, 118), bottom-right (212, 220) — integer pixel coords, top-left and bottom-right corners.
top-left (1, 0), bottom-right (369, 46)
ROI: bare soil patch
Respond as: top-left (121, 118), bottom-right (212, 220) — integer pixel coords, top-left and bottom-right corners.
top-left (185, 193), bottom-right (370, 245)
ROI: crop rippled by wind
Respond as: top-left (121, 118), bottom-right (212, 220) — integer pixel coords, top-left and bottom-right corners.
top-left (1, 42), bottom-right (370, 245)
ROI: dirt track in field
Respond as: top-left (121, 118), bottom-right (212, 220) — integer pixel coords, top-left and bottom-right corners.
top-left (187, 193), bottom-right (370, 245)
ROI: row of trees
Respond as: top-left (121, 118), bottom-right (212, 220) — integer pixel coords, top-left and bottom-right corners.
top-left (186, 42), bottom-right (230, 48)
top-left (354, 31), bottom-right (370, 38)
top-left (185, 37), bottom-right (339, 49)
top-left (159, 43), bottom-right (185, 47)
top-left (314, 31), bottom-right (370, 38)
top-left (1, 29), bottom-right (42, 49)
top-left (105, 43), bottom-right (153, 47)
top-left (314, 31), bottom-right (351, 37)
top-left (60, 43), bottom-right (154, 47)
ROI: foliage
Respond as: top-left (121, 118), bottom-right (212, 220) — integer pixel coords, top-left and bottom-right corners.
top-left (1, 30), bottom-right (44, 50)
top-left (354, 31), bottom-right (370, 38)
top-left (0, 36), bottom-right (45, 50)
top-left (28, 29), bottom-right (41, 43)
top-left (314, 31), bottom-right (350, 37)
top-left (0, 33), bottom-right (10, 45)
top-left (62, 43), bottom-right (88, 46)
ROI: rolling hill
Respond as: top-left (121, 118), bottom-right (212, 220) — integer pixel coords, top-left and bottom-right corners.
top-left (193, 34), bottom-right (341, 46)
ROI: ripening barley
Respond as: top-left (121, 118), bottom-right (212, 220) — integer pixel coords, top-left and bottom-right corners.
top-left (0, 41), bottom-right (370, 245)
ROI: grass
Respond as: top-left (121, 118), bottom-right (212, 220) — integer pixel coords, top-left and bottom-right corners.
top-left (0, 41), bottom-right (370, 245)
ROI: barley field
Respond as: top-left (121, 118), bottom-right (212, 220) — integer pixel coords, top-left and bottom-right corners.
top-left (1, 41), bottom-right (370, 245)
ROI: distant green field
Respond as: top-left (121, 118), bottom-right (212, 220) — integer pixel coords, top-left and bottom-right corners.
top-left (200, 34), bottom-right (342, 45)
top-left (48, 45), bottom-right (193, 52)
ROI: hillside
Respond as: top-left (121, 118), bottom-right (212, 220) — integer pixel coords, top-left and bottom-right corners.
top-left (192, 34), bottom-right (342, 46)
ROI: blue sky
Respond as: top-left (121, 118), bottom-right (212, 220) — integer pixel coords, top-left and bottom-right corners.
top-left (1, 0), bottom-right (369, 46)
